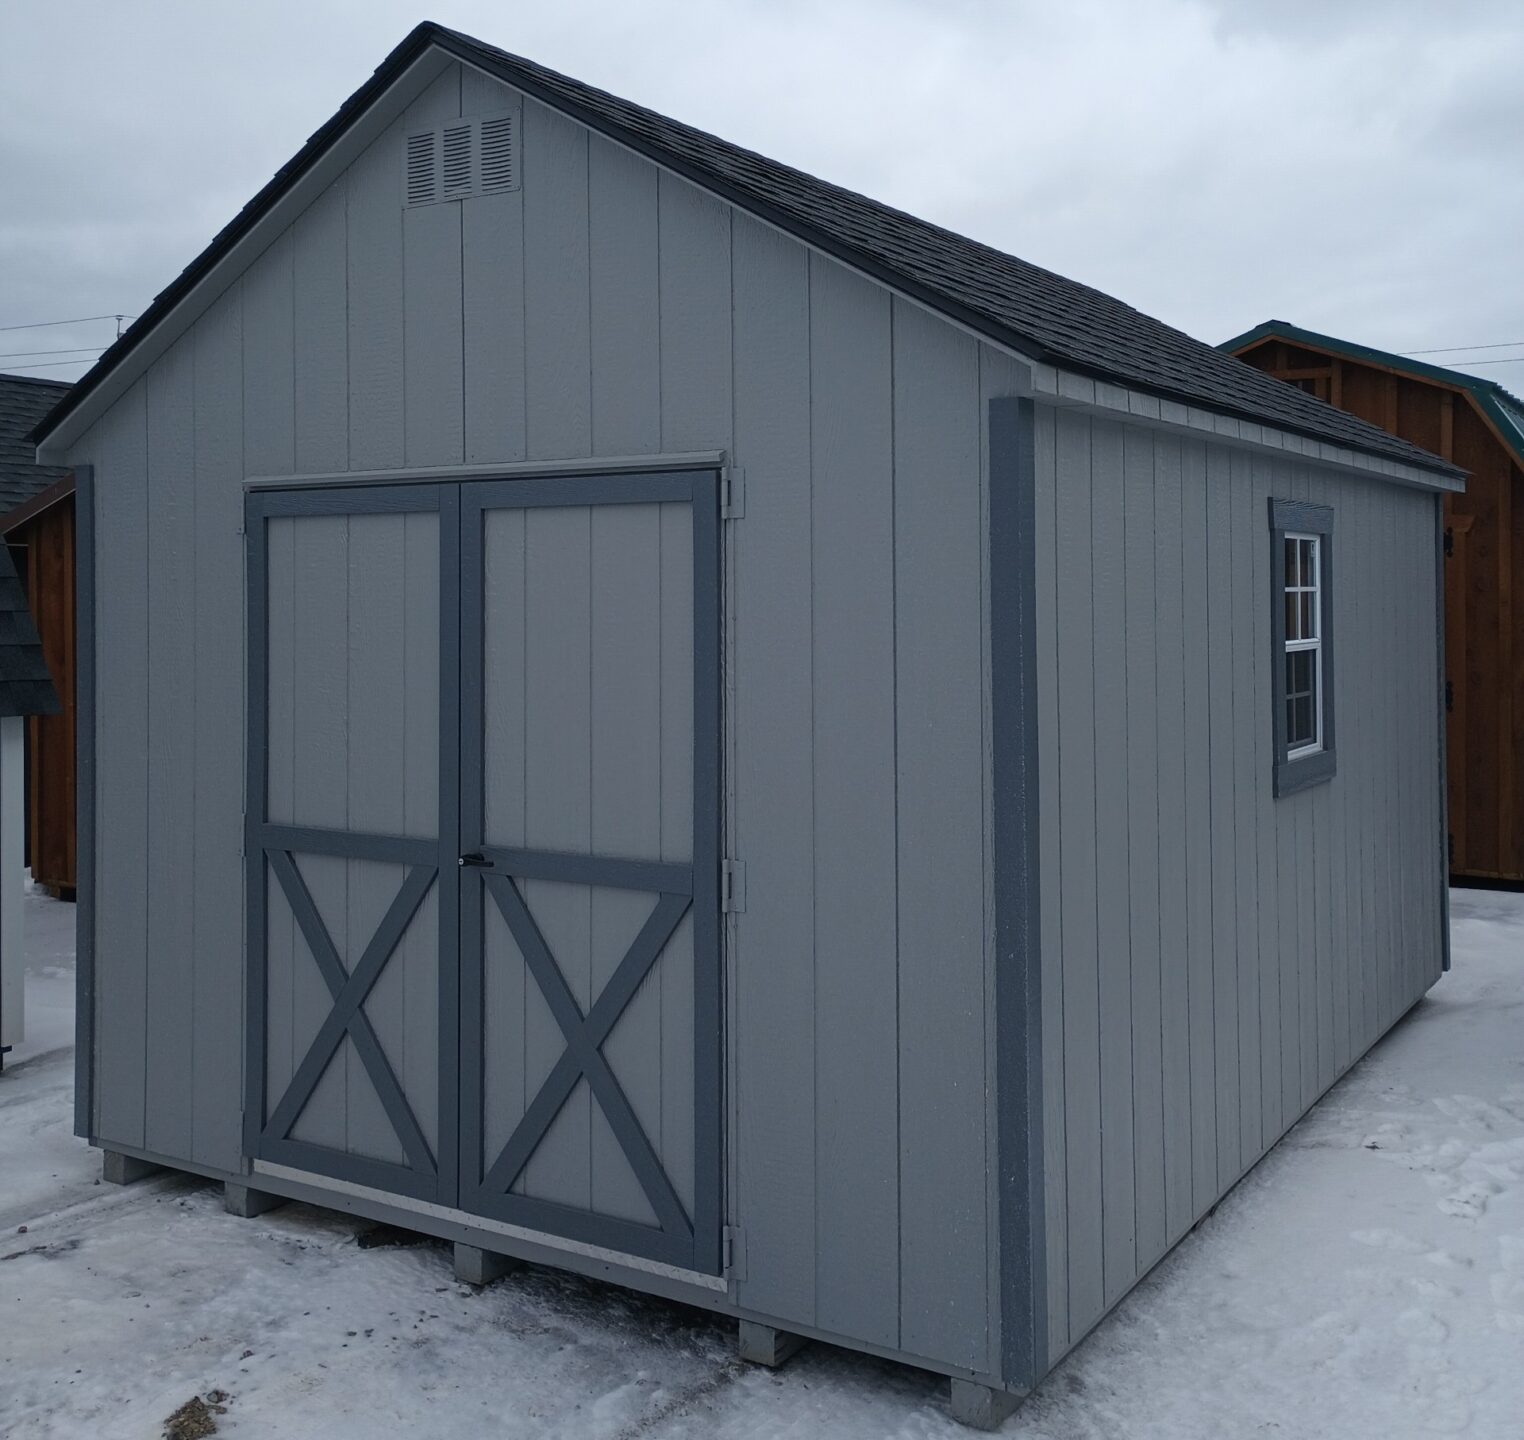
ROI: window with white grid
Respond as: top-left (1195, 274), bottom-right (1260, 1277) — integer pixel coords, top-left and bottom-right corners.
top-left (1270, 498), bottom-right (1335, 797)
top-left (1283, 532), bottom-right (1322, 756)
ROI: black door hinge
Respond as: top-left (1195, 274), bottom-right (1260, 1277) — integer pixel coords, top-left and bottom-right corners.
top-left (1448, 831), bottom-right (1455, 866)
top-left (1445, 679), bottom-right (1454, 713)
top-left (1443, 527), bottom-right (1453, 557)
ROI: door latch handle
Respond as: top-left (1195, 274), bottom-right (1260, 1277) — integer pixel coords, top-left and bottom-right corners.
top-left (458, 852), bottom-right (493, 868)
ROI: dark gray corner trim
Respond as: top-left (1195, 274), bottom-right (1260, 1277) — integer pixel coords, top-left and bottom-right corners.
top-left (73, 465), bottom-right (96, 1139)
top-left (988, 397), bottom-right (1045, 1387)
top-left (1435, 495), bottom-right (1452, 972)
top-left (1269, 497), bottom-right (1337, 799)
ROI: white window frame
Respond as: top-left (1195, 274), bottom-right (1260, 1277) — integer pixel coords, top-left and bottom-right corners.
top-left (1284, 531), bottom-right (1323, 759)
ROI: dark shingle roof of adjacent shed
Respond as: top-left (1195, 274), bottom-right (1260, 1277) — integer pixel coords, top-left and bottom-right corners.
top-left (0, 374), bottom-right (71, 514)
top-left (0, 541), bottom-right (59, 717)
top-left (28, 22), bottom-right (1460, 480)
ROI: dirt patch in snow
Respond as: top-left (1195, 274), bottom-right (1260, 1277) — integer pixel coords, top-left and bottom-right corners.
top-left (162, 1390), bottom-right (229, 1440)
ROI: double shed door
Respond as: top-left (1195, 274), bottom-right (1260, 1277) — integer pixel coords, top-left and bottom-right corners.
top-left (245, 473), bottom-right (721, 1274)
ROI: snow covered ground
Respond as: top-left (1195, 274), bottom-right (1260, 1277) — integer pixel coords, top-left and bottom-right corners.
top-left (2, 884), bottom-right (1521, 1438)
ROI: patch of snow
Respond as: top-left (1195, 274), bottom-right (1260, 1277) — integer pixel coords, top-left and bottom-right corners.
top-left (1, 887), bottom-right (1522, 1437)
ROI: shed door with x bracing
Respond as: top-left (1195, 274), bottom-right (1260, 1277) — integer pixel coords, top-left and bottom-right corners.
top-left (245, 484), bottom-right (460, 1205)
top-left (458, 475), bottom-right (721, 1275)
top-left (245, 474), bottom-right (721, 1276)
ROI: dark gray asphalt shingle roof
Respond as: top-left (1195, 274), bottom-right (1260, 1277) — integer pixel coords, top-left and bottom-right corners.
top-left (0, 538), bottom-right (59, 717)
top-left (30, 22), bottom-right (1460, 479)
top-left (0, 374), bottom-right (71, 515)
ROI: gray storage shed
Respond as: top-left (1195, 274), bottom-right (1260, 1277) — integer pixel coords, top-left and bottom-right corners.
top-left (33, 23), bottom-right (1459, 1427)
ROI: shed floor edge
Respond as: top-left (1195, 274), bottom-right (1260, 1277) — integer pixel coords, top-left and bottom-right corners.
top-left (84, 1139), bottom-right (1024, 1395)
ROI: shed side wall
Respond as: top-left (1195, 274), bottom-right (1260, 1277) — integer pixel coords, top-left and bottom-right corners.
top-left (66, 61), bottom-right (1003, 1377)
top-left (1035, 404), bottom-right (1444, 1365)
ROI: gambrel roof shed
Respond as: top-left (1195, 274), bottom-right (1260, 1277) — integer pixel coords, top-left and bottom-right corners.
top-left (37, 24), bottom-right (1454, 1429)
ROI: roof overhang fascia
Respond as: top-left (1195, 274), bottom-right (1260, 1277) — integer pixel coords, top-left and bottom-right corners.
top-left (1035, 364), bottom-right (1465, 493)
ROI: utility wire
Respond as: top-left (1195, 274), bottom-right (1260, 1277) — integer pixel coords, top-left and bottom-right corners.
top-left (3, 358), bottom-right (104, 370)
top-left (0, 345), bottom-right (109, 362)
top-left (0, 313), bottom-right (134, 335)
top-left (1402, 339), bottom-right (1524, 356)
top-left (1445, 355), bottom-right (1524, 369)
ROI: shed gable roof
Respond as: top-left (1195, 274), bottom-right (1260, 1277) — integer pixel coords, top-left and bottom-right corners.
top-left (1, 373), bottom-right (72, 514)
top-left (1223, 319), bottom-right (1524, 475)
top-left (31, 23), bottom-right (1459, 480)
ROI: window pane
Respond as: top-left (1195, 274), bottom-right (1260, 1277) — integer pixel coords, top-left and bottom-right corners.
top-left (1286, 648), bottom-right (1313, 699)
top-left (1302, 539), bottom-right (1316, 587)
top-left (1285, 659), bottom-right (1320, 750)
top-left (1285, 591), bottom-right (1300, 639)
top-left (1300, 591), bottom-right (1314, 639)
top-left (1292, 695), bottom-right (1314, 746)
top-left (1285, 537), bottom-right (1300, 586)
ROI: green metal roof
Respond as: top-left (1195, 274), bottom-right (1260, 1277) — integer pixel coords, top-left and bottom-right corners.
top-left (1221, 319), bottom-right (1524, 473)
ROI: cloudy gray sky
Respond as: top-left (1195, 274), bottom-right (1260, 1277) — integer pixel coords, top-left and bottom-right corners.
top-left (3, 0), bottom-right (1522, 394)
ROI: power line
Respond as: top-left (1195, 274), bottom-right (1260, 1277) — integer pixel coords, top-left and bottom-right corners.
top-left (0, 313), bottom-right (134, 335)
top-left (1, 357), bottom-right (103, 371)
top-left (1402, 339), bottom-right (1524, 356)
top-left (0, 345), bottom-right (109, 362)
top-left (1446, 355), bottom-right (1524, 369)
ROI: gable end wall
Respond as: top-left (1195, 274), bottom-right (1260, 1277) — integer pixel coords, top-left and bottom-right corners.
top-left (64, 61), bottom-right (1014, 1380)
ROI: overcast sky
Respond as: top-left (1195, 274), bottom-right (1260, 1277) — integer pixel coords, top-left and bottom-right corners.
top-left (3, 0), bottom-right (1522, 396)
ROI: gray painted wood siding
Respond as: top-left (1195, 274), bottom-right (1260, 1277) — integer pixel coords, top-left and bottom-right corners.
top-left (67, 61), bottom-right (1001, 1374)
top-left (476, 498), bottom-right (696, 1222)
top-left (1035, 408), bottom-right (1444, 1365)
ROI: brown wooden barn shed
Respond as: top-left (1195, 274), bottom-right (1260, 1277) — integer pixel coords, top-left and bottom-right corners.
top-left (1225, 322), bottom-right (1524, 885)
top-left (0, 374), bottom-right (74, 896)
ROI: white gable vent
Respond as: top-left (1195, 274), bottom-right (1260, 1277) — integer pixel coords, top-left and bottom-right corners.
top-left (403, 114), bottom-right (518, 206)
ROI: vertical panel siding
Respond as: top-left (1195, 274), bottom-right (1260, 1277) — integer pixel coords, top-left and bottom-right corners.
top-left (892, 300), bottom-right (987, 1371)
top-left (729, 212), bottom-right (815, 1323)
top-left (346, 111), bottom-right (406, 471)
top-left (76, 61), bottom-right (1000, 1376)
top-left (144, 339), bottom-right (197, 1160)
top-left (402, 70), bottom-right (464, 468)
top-left (808, 258), bottom-right (898, 1349)
top-left (522, 98), bottom-right (591, 462)
top-left (1039, 412), bottom-right (1445, 1364)
top-left (1122, 427), bottom-right (1165, 1267)
top-left (588, 136), bottom-right (660, 456)
top-left (1090, 420), bottom-right (1135, 1305)
top-left (1204, 450), bottom-right (1240, 1191)
top-left (190, 290), bottom-right (245, 1169)
top-left (1032, 403), bottom-right (1068, 1355)
top-left (1152, 435), bottom-right (1193, 1245)
top-left (1053, 408), bottom-right (1102, 1326)
top-left (461, 68), bottom-right (525, 463)
top-left (1179, 439), bottom-right (1217, 1211)
top-left (292, 180), bottom-right (349, 476)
